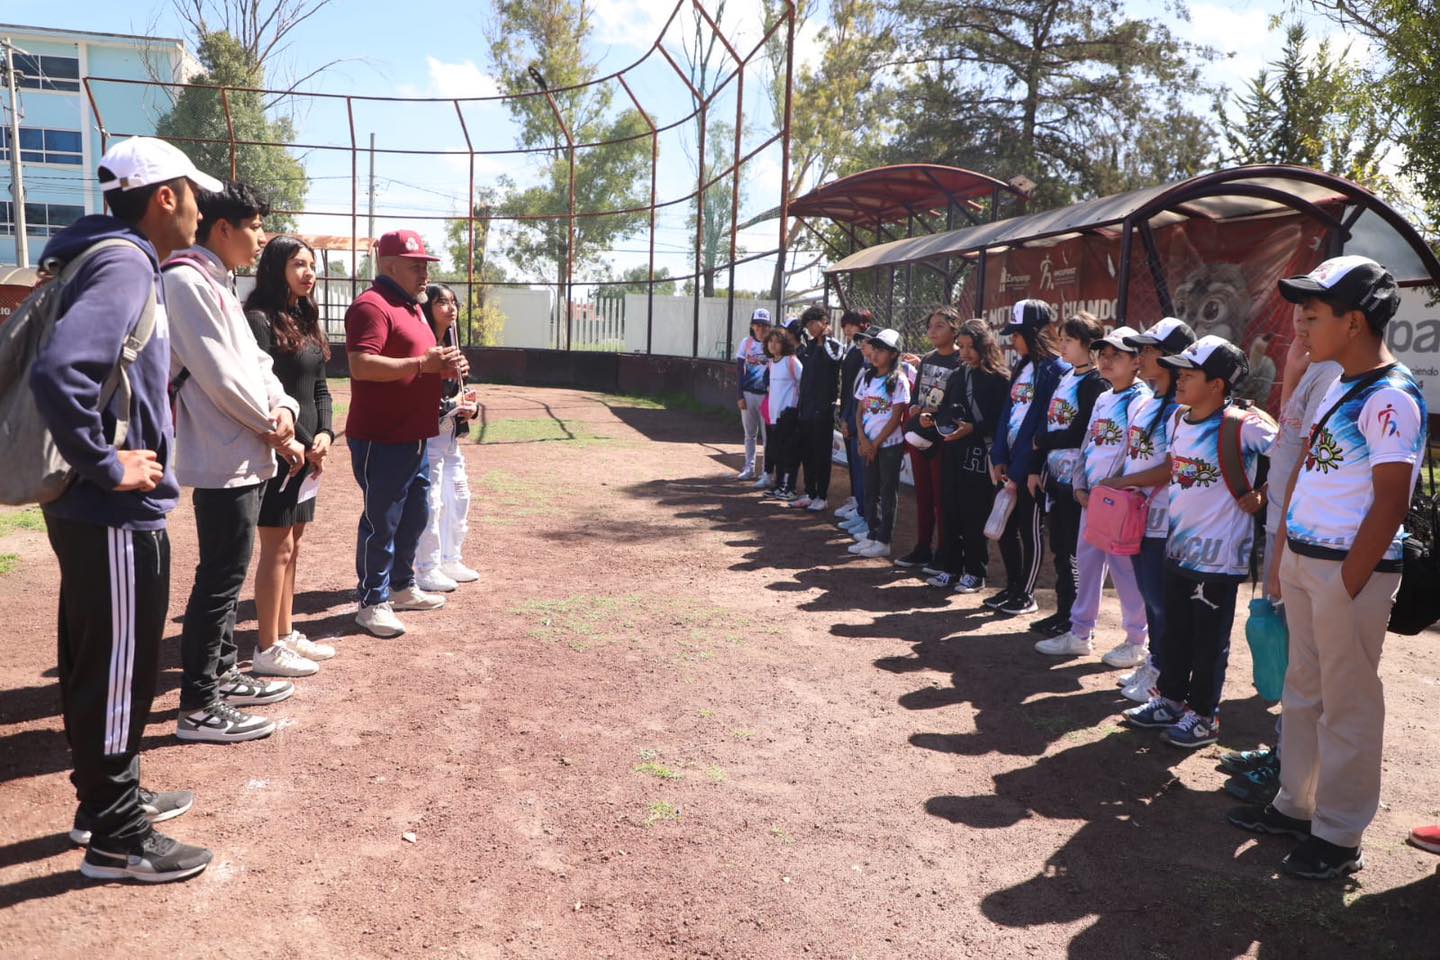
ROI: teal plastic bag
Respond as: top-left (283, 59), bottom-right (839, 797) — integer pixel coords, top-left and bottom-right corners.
top-left (1245, 598), bottom-right (1289, 703)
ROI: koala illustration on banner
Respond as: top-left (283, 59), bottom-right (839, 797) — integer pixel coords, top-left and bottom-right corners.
top-left (1173, 262), bottom-right (1250, 343)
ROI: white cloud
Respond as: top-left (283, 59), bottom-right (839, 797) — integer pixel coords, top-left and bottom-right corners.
top-left (420, 57), bottom-right (501, 99)
top-left (590, 0), bottom-right (672, 49)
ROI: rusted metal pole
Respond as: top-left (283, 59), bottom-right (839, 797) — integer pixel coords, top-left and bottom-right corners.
top-left (454, 100), bottom-right (476, 346)
top-left (618, 74), bottom-right (658, 356)
top-left (693, 100), bottom-right (706, 359)
top-left (346, 97), bottom-right (357, 303)
top-left (220, 87), bottom-right (238, 179)
top-left (725, 66), bottom-right (744, 364)
top-left (776, 3), bottom-right (795, 317)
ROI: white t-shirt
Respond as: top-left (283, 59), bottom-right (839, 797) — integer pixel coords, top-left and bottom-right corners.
top-left (855, 370), bottom-right (913, 446)
top-left (765, 355), bottom-right (803, 425)
top-left (1266, 360), bottom-right (1342, 535)
top-left (736, 335), bottom-right (769, 395)
top-left (1286, 365), bottom-right (1428, 566)
top-left (1124, 393), bottom-right (1180, 539)
top-left (1043, 367), bottom-right (1088, 483)
top-left (1005, 362), bottom-right (1037, 448)
top-left (1079, 381), bottom-right (1150, 489)
top-left (1166, 404), bottom-right (1278, 579)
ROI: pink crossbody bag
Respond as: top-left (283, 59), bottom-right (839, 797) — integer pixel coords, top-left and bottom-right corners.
top-left (1082, 399), bottom-right (1170, 557)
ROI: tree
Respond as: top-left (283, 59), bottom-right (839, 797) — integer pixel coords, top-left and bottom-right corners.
top-left (603, 264), bottom-right (676, 297)
top-left (486, 1), bottom-right (650, 297)
top-left (882, 0), bottom-right (1216, 207)
top-left (1218, 22), bottom-right (1392, 190)
top-left (154, 31), bottom-right (308, 233)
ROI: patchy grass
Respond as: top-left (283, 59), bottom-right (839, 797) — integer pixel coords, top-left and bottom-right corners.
top-left (605, 392), bottom-right (729, 417)
top-left (730, 729), bottom-right (755, 741)
top-left (472, 417), bottom-right (611, 446)
top-left (475, 469), bottom-right (562, 527)
top-left (634, 761), bottom-right (684, 781)
top-left (326, 379), bottom-right (348, 424)
top-left (0, 508), bottom-right (45, 538)
top-left (697, 708), bottom-right (716, 719)
top-left (704, 766), bottom-right (726, 783)
top-left (509, 593), bottom-right (645, 650)
top-left (769, 826), bottom-right (795, 845)
top-left (0, 554), bottom-right (18, 575)
top-left (644, 801), bottom-right (681, 827)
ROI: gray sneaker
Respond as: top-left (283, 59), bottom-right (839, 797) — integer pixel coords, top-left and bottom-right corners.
top-left (217, 669), bottom-right (294, 706)
top-left (176, 701), bottom-right (276, 743)
top-left (70, 788), bottom-right (194, 845)
top-left (80, 830), bottom-right (212, 883)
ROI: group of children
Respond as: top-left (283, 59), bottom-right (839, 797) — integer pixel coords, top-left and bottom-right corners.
top-left (736, 255), bottom-right (1433, 881)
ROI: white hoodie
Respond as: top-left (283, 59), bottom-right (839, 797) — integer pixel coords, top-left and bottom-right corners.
top-left (164, 245), bottom-right (298, 489)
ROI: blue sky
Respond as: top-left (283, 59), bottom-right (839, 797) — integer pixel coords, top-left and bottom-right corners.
top-left (4, 0), bottom-right (1370, 291)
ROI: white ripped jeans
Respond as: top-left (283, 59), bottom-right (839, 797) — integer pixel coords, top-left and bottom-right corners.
top-left (415, 418), bottom-right (471, 574)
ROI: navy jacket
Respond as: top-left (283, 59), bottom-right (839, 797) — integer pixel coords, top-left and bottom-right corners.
top-left (991, 355), bottom-right (1068, 481)
top-left (30, 216), bottom-right (178, 530)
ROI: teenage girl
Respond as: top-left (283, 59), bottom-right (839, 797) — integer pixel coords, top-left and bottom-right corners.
top-left (849, 329), bottom-right (911, 558)
top-left (1028, 313), bottom-right (1106, 636)
top-left (897, 308), bottom-right (962, 572)
top-left (735, 309), bottom-right (772, 481)
top-left (764, 327), bottom-right (804, 500)
top-left (927, 318), bottom-right (1010, 591)
top-left (244, 236), bottom-right (336, 676)
top-left (988, 299), bottom-right (1068, 616)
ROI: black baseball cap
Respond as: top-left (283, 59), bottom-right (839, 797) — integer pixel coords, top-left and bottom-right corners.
top-left (1001, 299), bottom-right (1056, 334)
top-left (1158, 334), bottom-right (1248, 385)
top-left (1124, 316), bottom-right (1196, 355)
top-left (1278, 255), bottom-right (1400, 329)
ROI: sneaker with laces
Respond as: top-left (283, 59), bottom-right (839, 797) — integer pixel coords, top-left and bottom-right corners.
top-left (284, 631), bottom-right (336, 661)
top-left (176, 701), bottom-right (276, 743)
top-left (1034, 631), bottom-right (1091, 656)
top-left (753, 473), bottom-right (773, 490)
top-left (859, 541), bottom-right (892, 558)
top-left (356, 601), bottom-right (406, 638)
top-left (391, 585), bottom-right (446, 611)
top-left (842, 515), bottom-right (868, 531)
top-left (217, 670), bottom-right (293, 706)
top-left (920, 563), bottom-right (945, 577)
top-left (926, 571), bottom-right (958, 588)
top-left (251, 642), bottom-right (319, 678)
top-left (774, 489), bottom-right (798, 502)
top-left (835, 499), bottom-right (857, 518)
top-left (80, 830), bottom-right (212, 883)
top-left (848, 525), bottom-right (871, 542)
top-left (1227, 803), bottom-right (1312, 840)
top-left (1101, 642), bottom-right (1148, 669)
top-left (847, 539), bottom-right (874, 555)
top-left (1029, 612), bottom-right (1067, 635)
top-left (1218, 746), bottom-right (1276, 776)
top-left (1123, 696), bottom-right (1186, 729)
top-left (806, 498), bottom-right (828, 512)
top-left (737, 467), bottom-right (756, 481)
top-left (1407, 824), bottom-right (1440, 855)
top-left (954, 574), bottom-right (986, 595)
top-left (1120, 663), bottom-right (1161, 703)
top-left (894, 546), bottom-right (932, 568)
top-left (440, 561), bottom-right (480, 583)
top-left (789, 496), bottom-right (814, 509)
top-left (998, 593), bottom-right (1039, 615)
top-left (70, 788), bottom-right (193, 846)
top-left (981, 588), bottom-right (1013, 609)
top-left (1163, 710), bottom-right (1220, 749)
top-left (415, 570), bottom-right (459, 593)
top-left (1282, 837), bottom-right (1364, 880)
top-left (1224, 763), bottom-right (1281, 805)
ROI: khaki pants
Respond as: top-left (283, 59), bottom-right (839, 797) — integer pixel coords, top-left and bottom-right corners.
top-left (1273, 550), bottom-right (1400, 848)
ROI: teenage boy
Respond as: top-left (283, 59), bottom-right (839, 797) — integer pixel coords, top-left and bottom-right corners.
top-left (30, 136), bottom-right (219, 881)
top-left (735, 308), bottom-right (771, 481)
top-left (834, 310), bottom-right (872, 520)
top-left (167, 181), bottom-right (303, 743)
top-left (1230, 256), bottom-right (1427, 881)
top-left (792, 305), bottom-right (845, 512)
top-left (1119, 335), bottom-right (1276, 748)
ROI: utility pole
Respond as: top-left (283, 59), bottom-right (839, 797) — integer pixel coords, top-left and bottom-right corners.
top-left (366, 131), bottom-right (376, 279)
top-left (2, 37), bottom-right (31, 267)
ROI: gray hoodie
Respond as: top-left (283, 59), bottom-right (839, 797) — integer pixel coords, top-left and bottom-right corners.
top-left (163, 245), bottom-right (298, 489)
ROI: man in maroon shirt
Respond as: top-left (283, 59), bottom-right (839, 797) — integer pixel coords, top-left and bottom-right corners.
top-left (345, 230), bottom-right (467, 637)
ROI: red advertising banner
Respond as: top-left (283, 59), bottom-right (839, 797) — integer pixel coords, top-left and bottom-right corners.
top-left (0, 283), bottom-right (33, 326)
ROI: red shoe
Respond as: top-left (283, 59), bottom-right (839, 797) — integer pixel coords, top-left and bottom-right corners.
top-left (1408, 824), bottom-right (1440, 855)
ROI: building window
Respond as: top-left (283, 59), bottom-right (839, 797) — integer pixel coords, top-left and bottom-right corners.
top-left (12, 54), bottom-right (82, 93)
top-left (0, 127), bottom-right (84, 165)
top-left (0, 201), bottom-right (86, 237)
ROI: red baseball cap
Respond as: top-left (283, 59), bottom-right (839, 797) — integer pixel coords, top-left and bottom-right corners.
top-left (375, 229), bottom-right (440, 261)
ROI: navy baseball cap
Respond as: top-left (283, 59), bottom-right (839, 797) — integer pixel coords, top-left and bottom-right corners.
top-left (1124, 316), bottom-right (1196, 355)
top-left (1158, 334), bottom-right (1248, 385)
top-left (1001, 299), bottom-right (1056, 334)
top-left (1278, 255), bottom-right (1400, 329)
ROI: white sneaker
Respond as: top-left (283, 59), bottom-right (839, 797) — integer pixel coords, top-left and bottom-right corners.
top-left (252, 642), bottom-right (319, 677)
top-left (391, 585), bottom-right (447, 611)
top-left (790, 496), bottom-right (813, 509)
top-left (752, 474), bottom-right (773, 490)
top-left (1121, 663), bottom-right (1161, 703)
top-left (415, 570), bottom-right (459, 593)
top-left (835, 499), bottom-right (857, 518)
top-left (284, 631), bottom-right (335, 661)
top-left (1101, 642), bottom-right (1148, 669)
top-left (737, 467), bottom-right (756, 481)
top-left (859, 541), bottom-right (891, 558)
top-left (849, 526), bottom-right (871, 542)
top-left (847, 539), bottom-right (874, 554)
top-left (1034, 631), bottom-right (1092, 656)
top-left (356, 602), bottom-right (406, 638)
top-left (439, 561), bottom-right (480, 583)
top-left (807, 498), bottom-right (828, 512)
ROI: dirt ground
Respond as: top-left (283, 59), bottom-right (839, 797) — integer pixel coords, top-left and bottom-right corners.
top-left (1, 382), bottom-right (1437, 959)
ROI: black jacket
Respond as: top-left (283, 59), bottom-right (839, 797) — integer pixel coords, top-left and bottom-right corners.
top-left (936, 366), bottom-right (1008, 461)
top-left (796, 335), bottom-right (845, 420)
top-left (838, 340), bottom-right (867, 420)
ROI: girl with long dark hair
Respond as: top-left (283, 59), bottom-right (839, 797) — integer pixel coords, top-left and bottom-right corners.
top-left (415, 283), bottom-right (479, 592)
top-left (243, 236), bottom-right (336, 675)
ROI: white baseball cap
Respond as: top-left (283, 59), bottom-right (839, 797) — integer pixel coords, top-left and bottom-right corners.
top-left (98, 137), bottom-right (223, 194)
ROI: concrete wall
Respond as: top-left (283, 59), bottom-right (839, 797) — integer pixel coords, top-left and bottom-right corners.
top-left (623, 294), bottom-right (778, 360)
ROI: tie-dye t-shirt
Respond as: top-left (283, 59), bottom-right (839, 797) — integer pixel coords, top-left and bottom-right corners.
top-left (1005, 362), bottom-right (1037, 448)
top-left (855, 369), bottom-right (913, 446)
top-left (1079, 381), bottom-right (1150, 489)
top-left (1042, 368), bottom-right (1088, 483)
top-left (1286, 365), bottom-right (1427, 568)
top-left (1124, 394), bottom-right (1180, 539)
top-left (1166, 404), bottom-right (1278, 579)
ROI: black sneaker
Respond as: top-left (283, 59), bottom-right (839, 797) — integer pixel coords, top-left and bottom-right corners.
top-left (1224, 764), bottom-right (1281, 805)
top-left (894, 546), bottom-right (932, 568)
top-left (217, 669), bottom-right (294, 706)
top-left (71, 788), bottom-right (194, 845)
top-left (982, 589), bottom-right (1014, 610)
top-left (176, 701), bottom-right (276, 743)
top-left (1282, 836), bottom-right (1364, 880)
top-left (1218, 747), bottom-right (1276, 776)
top-left (1227, 803), bottom-right (1312, 841)
top-left (1029, 612), bottom-right (1067, 635)
top-left (998, 593), bottom-right (1039, 615)
top-left (80, 830), bottom-right (212, 883)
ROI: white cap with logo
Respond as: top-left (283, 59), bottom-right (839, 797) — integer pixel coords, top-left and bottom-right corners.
top-left (98, 137), bottom-right (223, 194)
